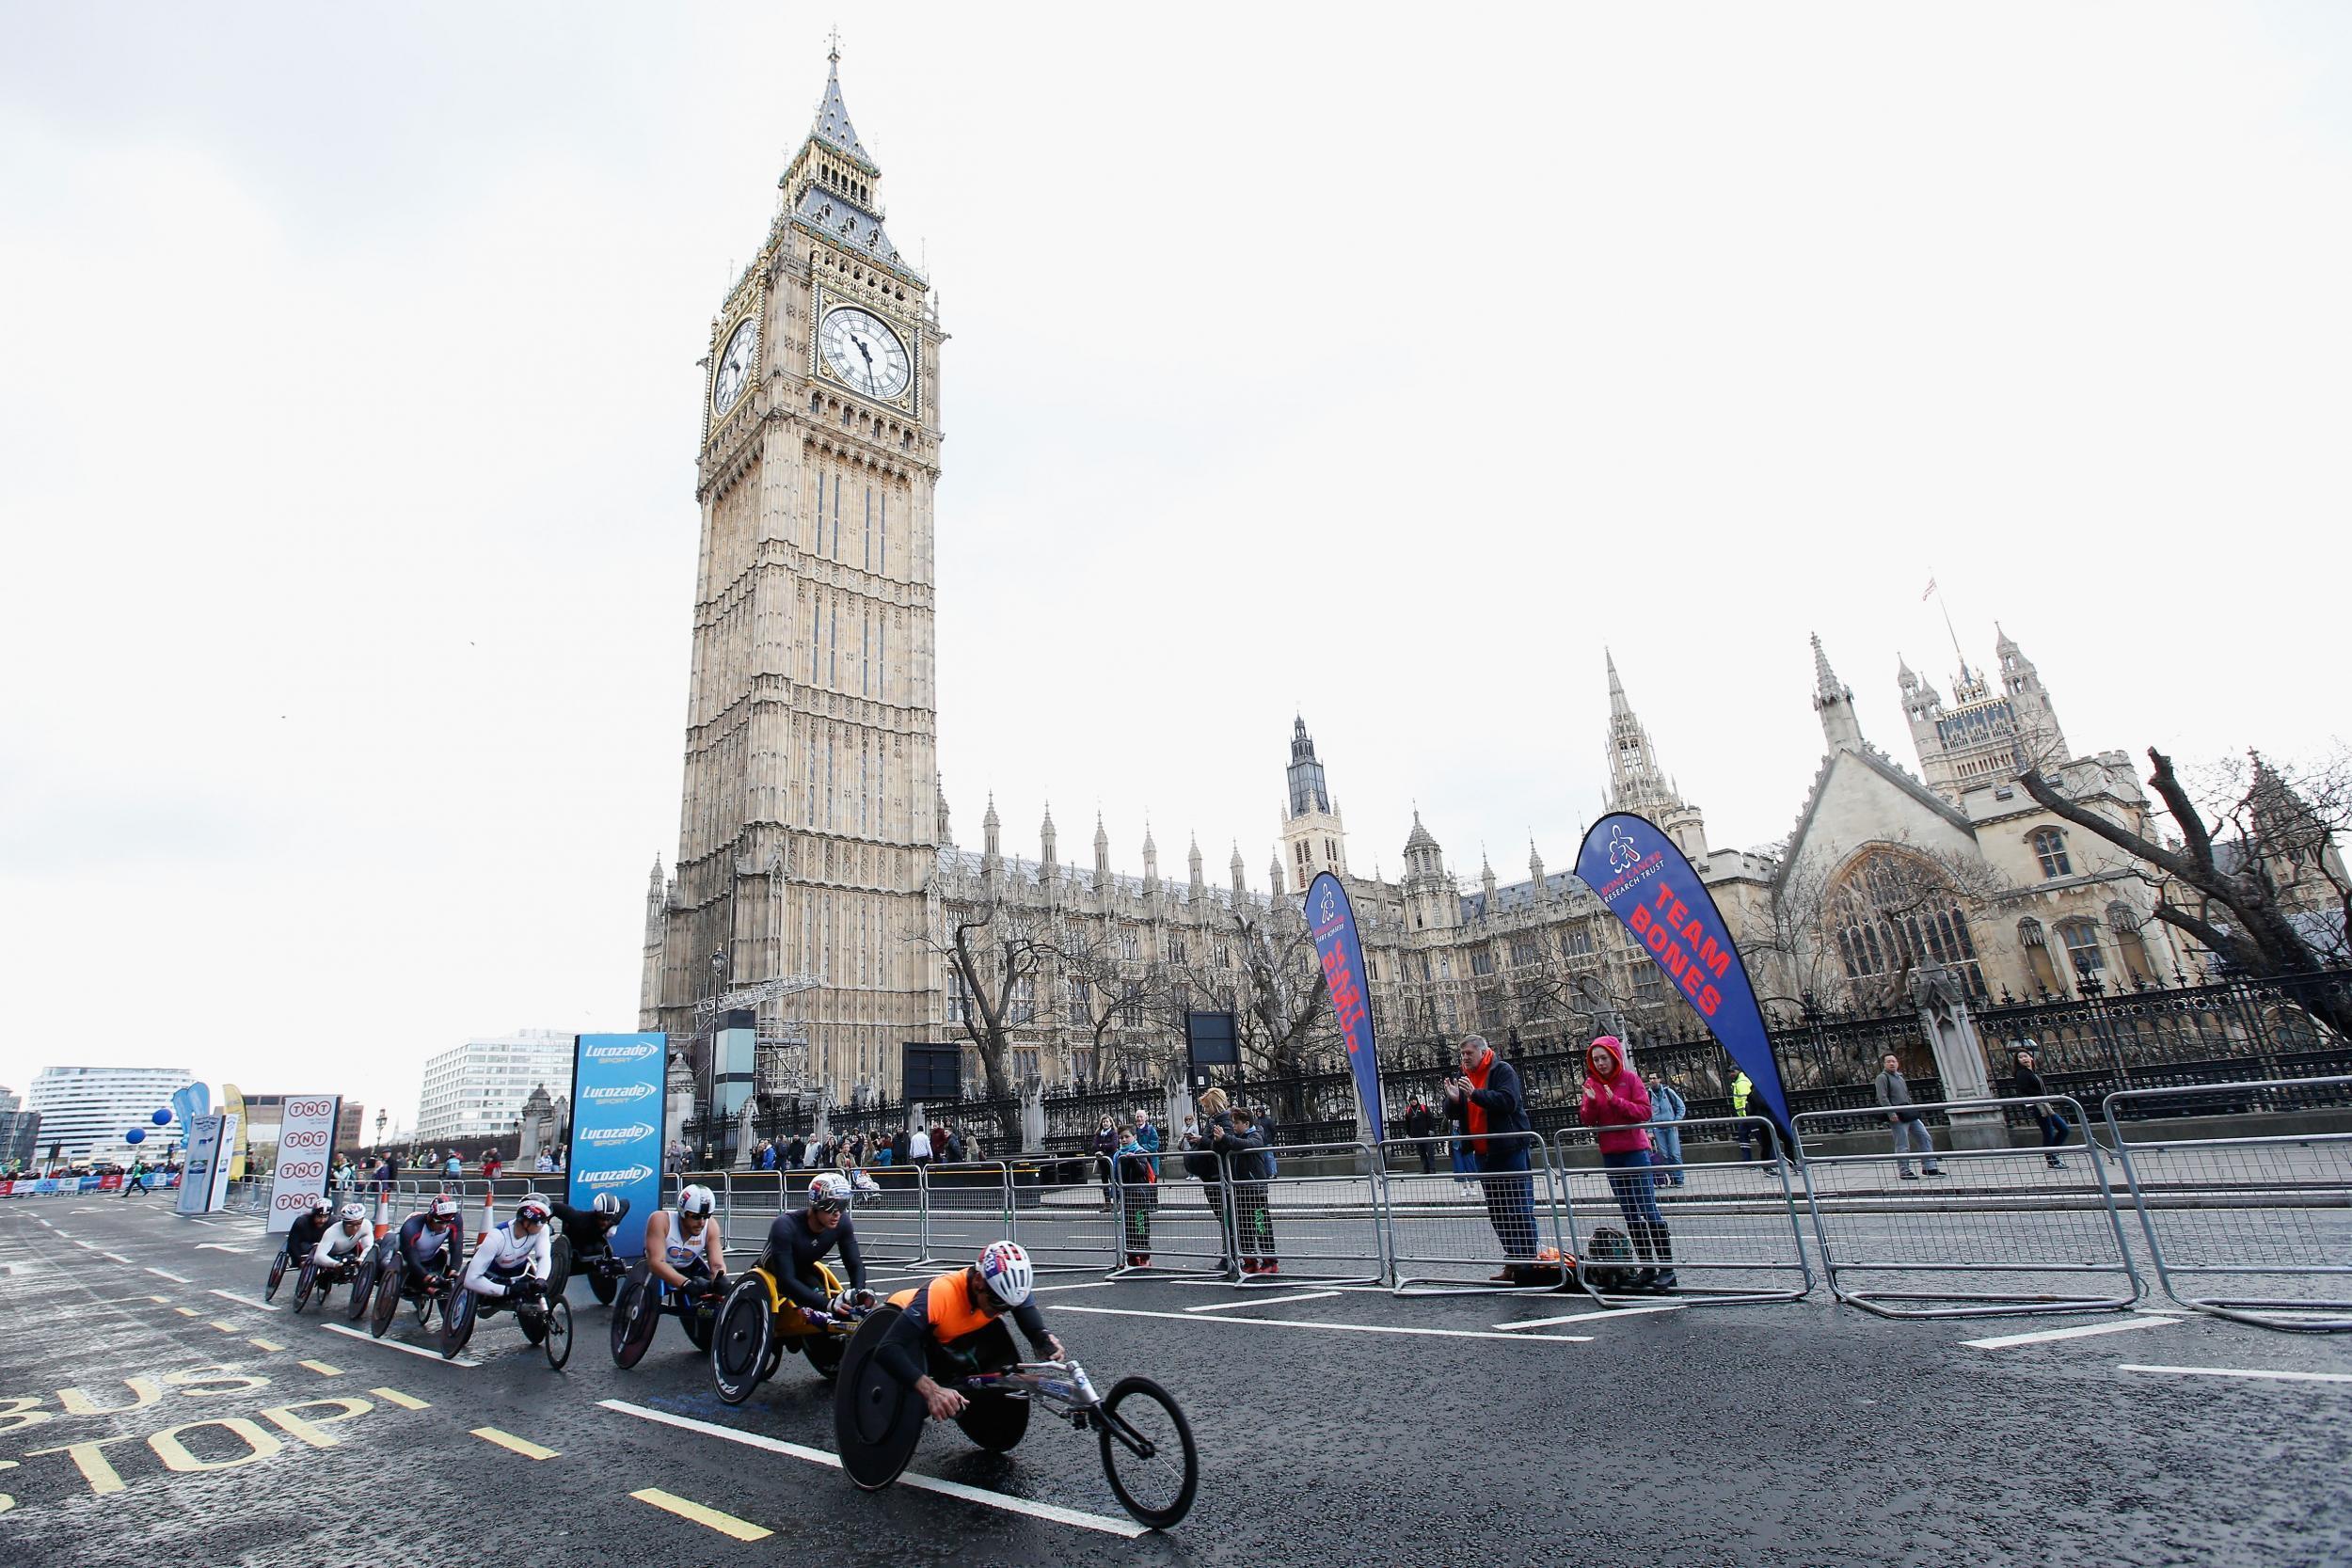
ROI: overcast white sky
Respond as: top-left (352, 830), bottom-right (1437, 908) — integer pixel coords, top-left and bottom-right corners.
top-left (4, 4), bottom-right (2346, 1135)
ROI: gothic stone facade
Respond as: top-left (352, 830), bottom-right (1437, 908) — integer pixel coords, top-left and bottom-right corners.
top-left (644, 56), bottom-right (2185, 1106)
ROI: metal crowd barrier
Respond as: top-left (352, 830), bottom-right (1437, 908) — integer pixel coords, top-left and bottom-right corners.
top-left (1383, 1131), bottom-right (1567, 1294)
top-left (921, 1161), bottom-right (1014, 1267)
top-left (1101, 1152), bottom-right (1238, 1279)
top-left (1795, 1095), bottom-right (2141, 1319)
top-left (2104, 1077), bottom-right (2352, 1333)
top-left (1215, 1140), bottom-right (1386, 1286)
top-left (1554, 1116), bottom-right (1812, 1305)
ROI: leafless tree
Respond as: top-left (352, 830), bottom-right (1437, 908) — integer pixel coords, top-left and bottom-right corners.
top-left (925, 895), bottom-right (1049, 1146)
top-left (1227, 908), bottom-right (1335, 1078)
top-left (2022, 747), bottom-right (2352, 1037)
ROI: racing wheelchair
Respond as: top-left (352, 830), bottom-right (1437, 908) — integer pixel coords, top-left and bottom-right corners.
top-left (609, 1258), bottom-right (722, 1369)
top-left (709, 1259), bottom-right (875, 1403)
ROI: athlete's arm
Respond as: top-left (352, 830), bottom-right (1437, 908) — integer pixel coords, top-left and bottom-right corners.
top-left (873, 1290), bottom-right (965, 1419)
top-left (834, 1220), bottom-right (866, 1293)
top-left (463, 1230), bottom-right (511, 1296)
top-left (528, 1224), bottom-right (552, 1281)
top-left (644, 1212), bottom-right (690, 1287)
top-left (1009, 1300), bottom-right (1065, 1362)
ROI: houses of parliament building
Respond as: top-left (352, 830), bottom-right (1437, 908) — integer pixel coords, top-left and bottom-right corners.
top-left (637, 53), bottom-right (2181, 1105)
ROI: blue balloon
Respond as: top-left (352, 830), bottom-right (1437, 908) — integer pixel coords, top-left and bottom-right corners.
top-left (152, 1108), bottom-right (172, 1125)
top-left (127, 1128), bottom-right (148, 1144)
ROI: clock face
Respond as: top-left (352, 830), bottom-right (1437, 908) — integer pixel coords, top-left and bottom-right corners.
top-left (819, 307), bottom-right (912, 399)
top-left (712, 318), bottom-right (757, 414)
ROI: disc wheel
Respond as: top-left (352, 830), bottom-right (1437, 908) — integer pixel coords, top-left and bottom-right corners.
top-left (955, 1390), bottom-right (1030, 1451)
top-left (291, 1258), bottom-right (317, 1314)
top-left (519, 1294), bottom-right (548, 1345)
top-left (344, 1259), bottom-right (377, 1323)
top-left (804, 1329), bottom-right (846, 1382)
top-left (683, 1300), bottom-right (716, 1353)
top-left (369, 1268), bottom-right (402, 1338)
top-left (711, 1277), bottom-right (775, 1406)
top-left (588, 1267), bottom-right (617, 1306)
top-left (264, 1249), bottom-right (289, 1303)
top-left (610, 1263), bottom-right (660, 1370)
top-left (548, 1235), bottom-right (572, 1301)
top-left (1097, 1375), bottom-right (1199, 1530)
top-left (542, 1298), bottom-right (573, 1370)
top-left (833, 1306), bottom-right (924, 1491)
top-left (440, 1289), bottom-right (478, 1359)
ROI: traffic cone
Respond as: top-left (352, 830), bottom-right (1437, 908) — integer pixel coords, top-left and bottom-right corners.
top-left (478, 1190), bottom-right (496, 1246)
top-left (373, 1187), bottom-right (391, 1242)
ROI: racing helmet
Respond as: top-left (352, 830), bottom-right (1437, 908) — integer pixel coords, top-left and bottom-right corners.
top-left (426, 1195), bottom-right (461, 1226)
top-left (310, 1198), bottom-right (332, 1218)
top-left (678, 1183), bottom-right (716, 1218)
top-left (976, 1240), bottom-right (1034, 1309)
top-left (807, 1172), bottom-right (852, 1215)
top-left (591, 1191), bottom-right (623, 1217)
top-left (513, 1195), bottom-right (552, 1227)
top-left (339, 1202), bottom-right (368, 1225)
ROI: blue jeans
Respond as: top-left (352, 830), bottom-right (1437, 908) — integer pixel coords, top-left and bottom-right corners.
top-left (1648, 1125), bottom-right (1685, 1181)
top-left (1472, 1146), bottom-right (1537, 1260)
top-left (1601, 1149), bottom-right (1672, 1265)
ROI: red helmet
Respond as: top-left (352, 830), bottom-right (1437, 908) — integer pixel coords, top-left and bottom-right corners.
top-left (426, 1196), bottom-right (460, 1225)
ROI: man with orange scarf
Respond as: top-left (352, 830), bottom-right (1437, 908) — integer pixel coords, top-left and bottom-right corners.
top-left (1440, 1034), bottom-right (1536, 1279)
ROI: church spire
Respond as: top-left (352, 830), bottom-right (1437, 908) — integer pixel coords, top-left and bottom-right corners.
top-left (779, 43), bottom-right (915, 278)
top-left (1811, 633), bottom-right (1865, 754)
top-left (1606, 648), bottom-right (1632, 721)
top-left (812, 42), bottom-right (876, 170)
top-left (1603, 652), bottom-right (1683, 819)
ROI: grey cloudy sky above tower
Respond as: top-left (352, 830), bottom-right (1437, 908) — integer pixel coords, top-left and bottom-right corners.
top-left (1, 5), bottom-right (2347, 1122)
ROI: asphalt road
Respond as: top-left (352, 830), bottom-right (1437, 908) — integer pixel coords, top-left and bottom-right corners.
top-left (3, 1196), bottom-right (2348, 1567)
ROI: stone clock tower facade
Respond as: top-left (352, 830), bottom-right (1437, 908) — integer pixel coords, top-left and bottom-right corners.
top-left (647, 49), bottom-right (943, 1103)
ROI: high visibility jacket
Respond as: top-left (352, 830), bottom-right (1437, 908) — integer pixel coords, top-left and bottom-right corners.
top-left (1730, 1073), bottom-right (1753, 1114)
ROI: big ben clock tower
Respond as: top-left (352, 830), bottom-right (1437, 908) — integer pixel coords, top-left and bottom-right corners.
top-left (650, 46), bottom-right (944, 1105)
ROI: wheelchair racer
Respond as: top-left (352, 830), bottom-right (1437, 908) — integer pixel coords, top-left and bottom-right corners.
top-left (462, 1193), bottom-right (553, 1309)
top-left (310, 1202), bottom-right (374, 1280)
top-left (394, 1195), bottom-right (466, 1296)
top-left (547, 1191), bottom-right (629, 1295)
top-left (875, 1241), bottom-right (1065, 1421)
top-left (757, 1172), bottom-right (873, 1323)
top-left (642, 1183), bottom-right (728, 1307)
top-left (280, 1199), bottom-right (333, 1266)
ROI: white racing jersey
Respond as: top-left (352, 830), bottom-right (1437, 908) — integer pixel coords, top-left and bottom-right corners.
top-left (316, 1222), bottom-right (373, 1264)
top-left (659, 1210), bottom-right (722, 1276)
top-left (463, 1220), bottom-right (551, 1298)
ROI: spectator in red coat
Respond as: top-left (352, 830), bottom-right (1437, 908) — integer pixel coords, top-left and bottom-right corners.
top-left (1580, 1036), bottom-right (1676, 1292)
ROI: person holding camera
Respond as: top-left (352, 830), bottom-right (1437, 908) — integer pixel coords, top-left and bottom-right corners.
top-left (1440, 1035), bottom-right (1536, 1279)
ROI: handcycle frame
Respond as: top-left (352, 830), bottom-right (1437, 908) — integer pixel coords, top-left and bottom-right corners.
top-left (612, 1257), bottom-right (722, 1367)
top-left (443, 1272), bottom-right (572, 1369)
top-left (711, 1259), bottom-right (864, 1402)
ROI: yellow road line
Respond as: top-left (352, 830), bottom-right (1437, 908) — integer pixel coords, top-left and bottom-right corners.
top-left (149, 1294), bottom-right (171, 1304)
top-left (172, 1306), bottom-right (199, 1316)
top-left (249, 1338), bottom-right (288, 1352)
top-left (209, 1320), bottom-right (239, 1332)
top-left (371, 1386), bottom-right (429, 1410)
top-left (628, 1488), bottom-right (771, 1541)
top-left (298, 1360), bottom-right (342, 1376)
top-left (471, 1427), bottom-right (560, 1461)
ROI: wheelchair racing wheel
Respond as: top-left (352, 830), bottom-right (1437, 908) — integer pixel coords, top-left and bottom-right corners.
top-left (711, 1276), bottom-right (774, 1406)
top-left (834, 1306), bottom-right (925, 1491)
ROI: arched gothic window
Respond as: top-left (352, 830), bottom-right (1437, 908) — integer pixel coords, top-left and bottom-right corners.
top-left (2029, 828), bottom-right (2072, 879)
top-left (1826, 850), bottom-right (1986, 1004)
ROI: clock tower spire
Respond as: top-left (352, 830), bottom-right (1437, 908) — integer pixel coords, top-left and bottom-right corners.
top-left (654, 44), bottom-right (945, 1110)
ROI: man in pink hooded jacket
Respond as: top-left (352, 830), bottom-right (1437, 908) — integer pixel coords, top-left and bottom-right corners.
top-left (1580, 1036), bottom-right (1677, 1292)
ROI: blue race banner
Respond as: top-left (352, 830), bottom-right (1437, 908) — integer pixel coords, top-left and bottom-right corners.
top-left (567, 1032), bottom-right (666, 1259)
top-left (1575, 813), bottom-right (1792, 1132)
top-left (1305, 872), bottom-right (1384, 1142)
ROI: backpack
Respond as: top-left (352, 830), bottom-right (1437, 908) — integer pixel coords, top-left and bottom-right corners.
top-left (1505, 1244), bottom-right (1572, 1290)
top-left (1582, 1227), bottom-right (1640, 1293)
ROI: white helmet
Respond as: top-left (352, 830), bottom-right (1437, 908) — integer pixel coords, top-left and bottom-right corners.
top-left (807, 1172), bottom-right (852, 1214)
top-left (340, 1203), bottom-right (368, 1224)
top-left (591, 1191), bottom-right (623, 1217)
top-left (976, 1241), bottom-right (1033, 1308)
top-left (678, 1183), bottom-right (716, 1218)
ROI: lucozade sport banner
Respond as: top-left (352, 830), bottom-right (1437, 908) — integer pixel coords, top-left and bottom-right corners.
top-left (1575, 813), bottom-right (1792, 1133)
top-left (567, 1033), bottom-right (666, 1259)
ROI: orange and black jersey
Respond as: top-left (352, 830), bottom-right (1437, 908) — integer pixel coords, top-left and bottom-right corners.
top-left (873, 1271), bottom-right (1050, 1386)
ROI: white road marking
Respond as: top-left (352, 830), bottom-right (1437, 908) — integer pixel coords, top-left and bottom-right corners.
top-left (2121, 1363), bottom-right (2352, 1386)
top-left (320, 1322), bottom-right (482, 1368)
top-left (1495, 1302), bottom-right (1691, 1330)
top-left (1058, 1303), bottom-right (1594, 1344)
top-left (1185, 1290), bottom-right (1341, 1313)
top-left (145, 1267), bottom-right (191, 1283)
top-left (196, 1243), bottom-right (256, 1254)
top-left (1028, 1281), bottom-right (1118, 1294)
top-left (183, 1218), bottom-right (218, 1227)
top-left (598, 1399), bottom-right (1148, 1538)
top-left (1962, 1315), bottom-right (2182, 1351)
top-left (100, 1252), bottom-right (131, 1264)
top-left (211, 1289), bottom-right (279, 1311)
